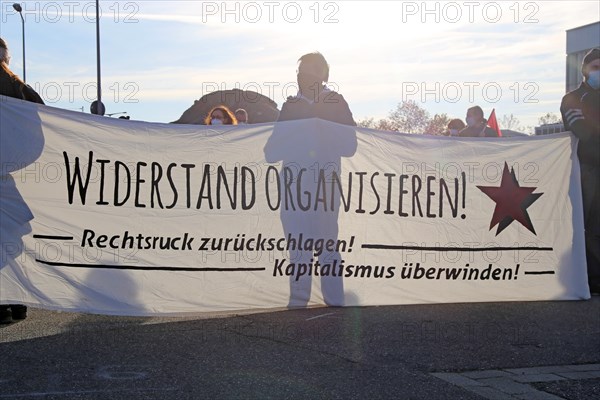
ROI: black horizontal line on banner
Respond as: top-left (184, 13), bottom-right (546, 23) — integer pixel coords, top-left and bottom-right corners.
top-left (33, 235), bottom-right (74, 241)
top-left (36, 259), bottom-right (265, 272)
top-left (524, 271), bottom-right (556, 275)
top-left (362, 244), bottom-right (554, 252)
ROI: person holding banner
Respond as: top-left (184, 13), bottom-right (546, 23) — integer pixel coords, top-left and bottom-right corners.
top-left (235, 108), bottom-right (249, 124)
top-left (278, 52), bottom-right (356, 126)
top-left (560, 48), bottom-right (600, 295)
top-left (204, 105), bottom-right (238, 125)
top-left (459, 106), bottom-right (498, 137)
top-left (0, 37), bottom-right (45, 323)
top-left (266, 52), bottom-right (357, 307)
top-left (0, 38), bottom-right (44, 105)
top-left (446, 118), bottom-right (466, 137)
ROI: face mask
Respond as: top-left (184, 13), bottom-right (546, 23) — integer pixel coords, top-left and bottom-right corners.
top-left (587, 71), bottom-right (600, 90)
top-left (211, 118), bottom-right (223, 125)
top-left (466, 117), bottom-right (478, 127)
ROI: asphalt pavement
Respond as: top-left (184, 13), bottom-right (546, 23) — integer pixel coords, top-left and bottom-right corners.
top-left (1, 298), bottom-right (599, 399)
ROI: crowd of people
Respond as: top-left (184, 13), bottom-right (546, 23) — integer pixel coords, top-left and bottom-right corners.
top-left (0, 36), bottom-right (598, 322)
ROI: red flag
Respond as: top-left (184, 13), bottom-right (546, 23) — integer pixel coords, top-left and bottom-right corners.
top-left (487, 109), bottom-right (502, 137)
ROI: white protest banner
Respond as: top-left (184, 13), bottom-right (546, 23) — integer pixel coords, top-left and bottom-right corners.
top-left (0, 96), bottom-right (590, 315)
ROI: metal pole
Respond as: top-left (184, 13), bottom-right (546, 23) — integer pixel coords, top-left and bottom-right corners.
top-left (20, 12), bottom-right (25, 82)
top-left (12, 4), bottom-right (25, 82)
top-left (95, 0), bottom-right (101, 105)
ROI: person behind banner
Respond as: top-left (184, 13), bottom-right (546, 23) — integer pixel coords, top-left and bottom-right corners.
top-left (278, 52), bottom-right (356, 126)
top-left (446, 118), bottom-right (466, 137)
top-left (264, 120), bottom-right (357, 308)
top-left (235, 108), bottom-right (248, 124)
top-left (0, 37), bottom-right (44, 324)
top-left (0, 38), bottom-right (44, 105)
top-left (459, 106), bottom-right (497, 137)
top-left (560, 48), bottom-right (600, 295)
top-left (204, 105), bottom-right (237, 125)
top-left (266, 52), bottom-right (357, 308)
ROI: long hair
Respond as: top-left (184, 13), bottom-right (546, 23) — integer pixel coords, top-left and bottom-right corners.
top-left (0, 37), bottom-right (9, 62)
top-left (0, 37), bottom-right (21, 82)
top-left (0, 61), bottom-right (22, 82)
top-left (204, 105), bottom-right (238, 125)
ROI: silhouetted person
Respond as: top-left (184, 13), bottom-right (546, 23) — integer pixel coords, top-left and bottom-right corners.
top-left (278, 52), bottom-right (356, 126)
top-left (0, 38), bottom-right (43, 105)
top-left (0, 37), bottom-right (44, 323)
top-left (265, 52), bottom-right (357, 307)
top-left (459, 106), bottom-right (497, 137)
top-left (561, 48), bottom-right (600, 295)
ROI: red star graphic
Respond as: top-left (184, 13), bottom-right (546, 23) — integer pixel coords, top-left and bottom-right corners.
top-left (477, 162), bottom-right (543, 235)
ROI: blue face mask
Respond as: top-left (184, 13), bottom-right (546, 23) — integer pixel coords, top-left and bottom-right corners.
top-left (587, 71), bottom-right (600, 90)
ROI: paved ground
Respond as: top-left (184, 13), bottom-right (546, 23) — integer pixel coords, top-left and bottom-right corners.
top-left (1, 298), bottom-right (599, 399)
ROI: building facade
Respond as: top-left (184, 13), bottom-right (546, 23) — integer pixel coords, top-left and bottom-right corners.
top-left (536, 22), bottom-right (599, 135)
top-left (535, 123), bottom-right (566, 136)
top-left (566, 21), bottom-right (600, 93)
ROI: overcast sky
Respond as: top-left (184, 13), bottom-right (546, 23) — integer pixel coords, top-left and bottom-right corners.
top-left (1, 1), bottom-right (598, 131)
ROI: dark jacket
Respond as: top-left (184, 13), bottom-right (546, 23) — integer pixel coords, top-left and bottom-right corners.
top-left (0, 67), bottom-right (44, 104)
top-left (278, 88), bottom-right (356, 126)
top-left (560, 82), bottom-right (600, 168)
top-left (458, 119), bottom-right (498, 137)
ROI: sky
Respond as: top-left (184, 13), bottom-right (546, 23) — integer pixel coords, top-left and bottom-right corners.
top-left (0, 1), bottom-right (598, 132)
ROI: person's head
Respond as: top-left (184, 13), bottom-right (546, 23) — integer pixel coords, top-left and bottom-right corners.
top-left (465, 106), bottom-right (484, 127)
top-left (205, 105), bottom-right (237, 125)
top-left (447, 118), bottom-right (466, 136)
top-left (0, 37), bottom-right (11, 65)
top-left (297, 52), bottom-right (329, 96)
top-left (235, 108), bottom-right (248, 124)
top-left (582, 48), bottom-right (600, 90)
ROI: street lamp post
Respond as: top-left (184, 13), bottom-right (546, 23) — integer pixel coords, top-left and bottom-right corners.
top-left (91, 0), bottom-right (105, 115)
top-left (12, 3), bottom-right (25, 82)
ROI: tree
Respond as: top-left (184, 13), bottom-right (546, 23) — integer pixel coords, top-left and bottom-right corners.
top-left (538, 112), bottom-right (562, 126)
top-left (424, 113), bottom-right (451, 135)
top-left (500, 114), bottom-right (524, 131)
top-left (374, 119), bottom-right (397, 132)
top-left (388, 100), bottom-right (430, 134)
top-left (356, 117), bottom-right (376, 129)
top-left (356, 117), bottom-right (396, 131)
